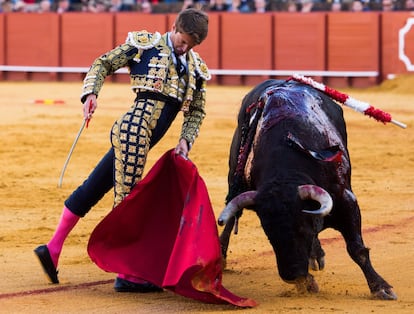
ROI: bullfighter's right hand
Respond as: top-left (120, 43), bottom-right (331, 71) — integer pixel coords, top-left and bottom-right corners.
top-left (83, 94), bottom-right (97, 122)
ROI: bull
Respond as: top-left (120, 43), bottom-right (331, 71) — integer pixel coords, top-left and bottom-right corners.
top-left (217, 79), bottom-right (397, 300)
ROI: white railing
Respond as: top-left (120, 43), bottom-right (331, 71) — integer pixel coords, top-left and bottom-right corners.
top-left (0, 65), bottom-right (379, 78)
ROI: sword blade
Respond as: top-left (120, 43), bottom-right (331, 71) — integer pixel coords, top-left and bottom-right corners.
top-left (58, 119), bottom-right (87, 187)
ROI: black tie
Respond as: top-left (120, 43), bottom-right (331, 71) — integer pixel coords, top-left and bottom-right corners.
top-left (175, 55), bottom-right (186, 77)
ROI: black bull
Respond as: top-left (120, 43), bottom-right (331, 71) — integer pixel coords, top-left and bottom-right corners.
top-left (217, 79), bottom-right (397, 300)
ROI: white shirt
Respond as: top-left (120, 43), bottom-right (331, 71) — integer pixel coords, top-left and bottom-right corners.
top-left (167, 32), bottom-right (187, 71)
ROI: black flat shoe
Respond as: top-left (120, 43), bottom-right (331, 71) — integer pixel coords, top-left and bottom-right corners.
top-left (34, 245), bottom-right (59, 284)
top-left (114, 277), bottom-right (163, 293)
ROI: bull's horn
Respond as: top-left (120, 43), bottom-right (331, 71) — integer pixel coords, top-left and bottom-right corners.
top-left (218, 191), bottom-right (257, 226)
top-left (297, 185), bottom-right (333, 216)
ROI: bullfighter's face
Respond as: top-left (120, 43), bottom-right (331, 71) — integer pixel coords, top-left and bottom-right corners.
top-left (170, 26), bottom-right (197, 56)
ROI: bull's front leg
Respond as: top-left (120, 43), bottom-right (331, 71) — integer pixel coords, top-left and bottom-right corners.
top-left (337, 190), bottom-right (397, 300)
top-left (346, 240), bottom-right (396, 300)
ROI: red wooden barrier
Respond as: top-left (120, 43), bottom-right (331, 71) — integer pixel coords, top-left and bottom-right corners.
top-left (60, 13), bottom-right (114, 81)
top-left (5, 13), bottom-right (59, 81)
top-left (220, 13), bottom-right (273, 86)
top-left (0, 15), bottom-right (4, 81)
top-left (192, 13), bottom-right (220, 84)
top-left (273, 12), bottom-right (326, 82)
top-left (381, 13), bottom-right (414, 81)
top-left (326, 12), bottom-right (380, 88)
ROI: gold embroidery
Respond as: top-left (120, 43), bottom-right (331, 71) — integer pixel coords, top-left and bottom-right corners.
top-left (126, 31), bottom-right (162, 50)
top-left (111, 99), bottom-right (166, 206)
top-left (137, 33), bottom-right (149, 43)
top-left (83, 31), bottom-right (209, 205)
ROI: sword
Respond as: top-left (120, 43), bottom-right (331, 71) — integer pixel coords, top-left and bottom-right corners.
top-left (58, 101), bottom-right (92, 187)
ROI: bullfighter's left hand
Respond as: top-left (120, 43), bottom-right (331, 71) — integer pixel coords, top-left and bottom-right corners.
top-left (175, 138), bottom-right (189, 159)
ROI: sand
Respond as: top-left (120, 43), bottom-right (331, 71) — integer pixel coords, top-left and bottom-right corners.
top-left (0, 76), bottom-right (413, 313)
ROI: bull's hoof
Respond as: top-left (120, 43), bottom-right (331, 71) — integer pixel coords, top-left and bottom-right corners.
top-left (295, 274), bottom-right (319, 294)
top-left (372, 288), bottom-right (397, 300)
top-left (309, 256), bottom-right (325, 271)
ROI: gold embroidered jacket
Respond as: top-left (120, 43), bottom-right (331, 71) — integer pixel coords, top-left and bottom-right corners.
top-left (81, 30), bottom-right (211, 147)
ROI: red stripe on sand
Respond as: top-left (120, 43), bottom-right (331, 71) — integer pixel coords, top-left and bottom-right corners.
top-left (0, 279), bottom-right (113, 299)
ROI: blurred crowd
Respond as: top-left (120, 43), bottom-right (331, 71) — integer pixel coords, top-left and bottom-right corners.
top-left (1, 0), bottom-right (413, 14)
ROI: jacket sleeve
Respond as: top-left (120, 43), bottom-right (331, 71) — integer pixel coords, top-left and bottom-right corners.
top-left (80, 43), bottom-right (138, 103)
top-left (180, 77), bottom-right (207, 149)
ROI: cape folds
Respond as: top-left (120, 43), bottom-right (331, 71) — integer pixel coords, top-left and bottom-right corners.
top-left (87, 149), bottom-right (256, 307)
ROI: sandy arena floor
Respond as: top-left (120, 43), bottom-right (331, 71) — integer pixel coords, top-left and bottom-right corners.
top-left (0, 76), bottom-right (413, 313)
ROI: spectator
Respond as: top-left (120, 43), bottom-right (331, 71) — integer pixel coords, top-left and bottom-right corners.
top-left (37, 0), bottom-right (52, 12)
top-left (121, 0), bottom-right (136, 11)
top-left (109, 0), bottom-right (136, 11)
top-left (351, 0), bottom-right (365, 10)
top-left (21, 0), bottom-right (39, 11)
top-left (1, 0), bottom-right (14, 12)
top-left (209, 0), bottom-right (231, 11)
top-left (68, 0), bottom-right (89, 11)
top-left (139, 0), bottom-right (152, 12)
top-left (382, 0), bottom-right (395, 10)
top-left (405, 0), bottom-right (414, 9)
top-left (109, 0), bottom-right (121, 11)
top-left (331, 0), bottom-right (343, 11)
top-left (87, 0), bottom-right (110, 12)
top-left (285, 0), bottom-right (298, 11)
top-left (181, 0), bottom-right (205, 10)
top-left (231, 0), bottom-right (253, 12)
top-left (56, 0), bottom-right (74, 12)
top-left (182, 0), bottom-right (193, 10)
top-left (253, 0), bottom-right (268, 12)
top-left (13, 0), bottom-right (27, 11)
top-left (299, 0), bottom-right (315, 12)
top-left (229, 0), bottom-right (240, 11)
top-left (155, 0), bottom-right (184, 13)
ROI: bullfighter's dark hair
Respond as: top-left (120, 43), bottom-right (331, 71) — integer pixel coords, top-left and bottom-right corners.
top-left (175, 8), bottom-right (209, 45)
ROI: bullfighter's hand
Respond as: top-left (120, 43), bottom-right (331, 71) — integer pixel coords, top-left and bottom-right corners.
top-left (83, 94), bottom-right (97, 122)
top-left (175, 138), bottom-right (189, 159)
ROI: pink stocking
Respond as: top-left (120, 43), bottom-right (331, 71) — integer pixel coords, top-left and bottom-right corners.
top-left (47, 206), bottom-right (80, 268)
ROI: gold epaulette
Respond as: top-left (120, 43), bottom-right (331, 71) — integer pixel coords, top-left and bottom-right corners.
top-left (190, 50), bottom-right (211, 81)
top-left (125, 31), bottom-right (162, 50)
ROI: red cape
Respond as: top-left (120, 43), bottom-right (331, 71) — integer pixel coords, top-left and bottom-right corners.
top-left (87, 149), bottom-right (256, 307)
